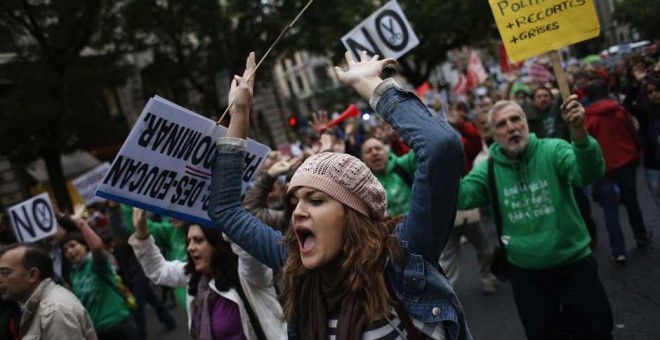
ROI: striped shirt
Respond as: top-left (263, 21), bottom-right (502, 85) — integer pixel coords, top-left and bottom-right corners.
top-left (328, 307), bottom-right (447, 340)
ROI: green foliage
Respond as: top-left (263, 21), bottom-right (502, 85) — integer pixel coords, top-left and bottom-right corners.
top-left (0, 0), bottom-right (130, 209)
top-left (0, 0), bottom-right (129, 162)
top-left (614, 0), bottom-right (660, 39)
top-left (120, 0), bottom-right (299, 116)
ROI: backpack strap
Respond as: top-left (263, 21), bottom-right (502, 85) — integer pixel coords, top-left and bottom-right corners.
top-left (487, 158), bottom-right (506, 250)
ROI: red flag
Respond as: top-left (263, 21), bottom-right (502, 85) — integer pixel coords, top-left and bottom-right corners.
top-left (499, 42), bottom-right (523, 73)
top-left (467, 51), bottom-right (488, 88)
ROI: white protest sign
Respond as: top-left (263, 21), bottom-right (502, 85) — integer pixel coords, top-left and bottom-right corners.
top-left (8, 193), bottom-right (57, 243)
top-left (95, 96), bottom-right (271, 227)
top-left (72, 162), bottom-right (111, 205)
top-left (341, 0), bottom-right (419, 60)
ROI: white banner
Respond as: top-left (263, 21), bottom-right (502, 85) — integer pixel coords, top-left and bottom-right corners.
top-left (72, 162), bottom-right (111, 205)
top-left (8, 193), bottom-right (57, 243)
top-left (341, 0), bottom-right (419, 61)
top-left (95, 96), bottom-right (270, 227)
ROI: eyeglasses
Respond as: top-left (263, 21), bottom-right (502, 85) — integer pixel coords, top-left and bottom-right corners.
top-left (0, 267), bottom-right (14, 278)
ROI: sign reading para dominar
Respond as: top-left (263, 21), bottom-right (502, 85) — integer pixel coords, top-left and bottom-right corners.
top-left (95, 96), bottom-right (270, 228)
top-left (489, 0), bottom-right (599, 61)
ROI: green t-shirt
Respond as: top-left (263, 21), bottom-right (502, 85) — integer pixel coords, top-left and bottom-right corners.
top-left (69, 254), bottom-right (130, 330)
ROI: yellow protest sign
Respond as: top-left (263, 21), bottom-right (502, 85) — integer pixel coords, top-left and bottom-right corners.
top-left (489, 0), bottom-right (600, 62)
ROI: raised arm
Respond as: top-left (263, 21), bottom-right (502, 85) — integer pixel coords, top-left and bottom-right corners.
top-left (71, 204), bottom-right (106, 264)
top-left (555, 95), bottom-right (605, 186)
top-left (208, 52), bottom-right (287, 270)
top-left (128, 208), bottom-right (188, 288)
top-left (335, 51), bottom-right (464, 263)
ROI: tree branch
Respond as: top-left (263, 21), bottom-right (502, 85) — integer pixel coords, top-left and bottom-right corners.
top-left (19, 0), bottom-right (50, 49)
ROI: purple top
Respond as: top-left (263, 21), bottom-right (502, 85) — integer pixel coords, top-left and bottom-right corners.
top-left (211, 294), bottom-right (247, 340)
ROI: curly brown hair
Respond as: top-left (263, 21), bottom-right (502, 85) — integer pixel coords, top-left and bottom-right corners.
top-left (279, 200), bottom-right (403, 323)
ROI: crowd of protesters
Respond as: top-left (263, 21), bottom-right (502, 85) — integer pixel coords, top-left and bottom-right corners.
top-left (0, 41), bottom-right (659, 340)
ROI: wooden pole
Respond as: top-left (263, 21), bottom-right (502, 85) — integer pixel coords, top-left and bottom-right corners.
top-left (550, 50), bottom-right (571, 100)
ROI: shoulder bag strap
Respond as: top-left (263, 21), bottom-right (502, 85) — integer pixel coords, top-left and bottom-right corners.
top-left (392, 163), bottom-right (413, 187)
top-left (385, 276), bottom-right (421, 340)
top-left (235, 282), bottom-right (267, 340)
top-left (488, 157), bottom-right (505, 249)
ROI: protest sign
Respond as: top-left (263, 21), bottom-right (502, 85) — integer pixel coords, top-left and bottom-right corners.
top-left (95, 96), bottom-right (270, 227)
top-left (72, 162), bottom-right (111, 205)
top-left (341, 0), bottom-right (419, 60)
top-left (489, 0), bottom-right (600, 62)
top-left (8, 193), bottom-right (57, 243)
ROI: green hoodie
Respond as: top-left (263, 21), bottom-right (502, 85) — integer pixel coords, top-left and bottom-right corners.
top-left (374, 151), bottom-right (417, 217)
top-left (458, 134), bottom-right (604, 269)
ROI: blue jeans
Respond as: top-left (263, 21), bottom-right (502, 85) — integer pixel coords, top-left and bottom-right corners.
top-left (644, 167), bottom-right (660, 211)
top-left (593, 162), bottom-right (648, 255)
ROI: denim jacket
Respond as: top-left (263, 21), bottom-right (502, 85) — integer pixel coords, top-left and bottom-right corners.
top-left (209, 80), bottom-right (471, 340)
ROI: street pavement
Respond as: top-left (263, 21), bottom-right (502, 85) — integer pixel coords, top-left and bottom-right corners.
top-left (145, 166), bottom-right (660, 339)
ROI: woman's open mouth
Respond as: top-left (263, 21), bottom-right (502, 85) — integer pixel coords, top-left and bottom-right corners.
top-left (295, 226), bottom-right (316, 255)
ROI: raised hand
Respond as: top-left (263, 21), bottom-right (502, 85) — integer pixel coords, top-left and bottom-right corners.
top-left (226, 52), bottom-right (256, 140)
top-left (228, 52), bottom-right (256, 117)
top-left (310, 110), bottom-right (329, 133)
top-left (71, 203), bottom-right (87, 225)
top-left (132, 207), bottom-right (150, 240)
top-left (267, 157), bottom-right (292, 177)
top-left (560, 94), bottom-right (587, 141)
top-left (334, 51), bottom-right (396, 100)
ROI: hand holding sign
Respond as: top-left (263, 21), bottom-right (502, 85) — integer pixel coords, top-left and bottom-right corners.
top-left (560, 94), bottom-right (587, 142)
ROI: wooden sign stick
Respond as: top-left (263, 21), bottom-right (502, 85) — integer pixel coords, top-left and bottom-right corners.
top-left (216, 0), bottom-right (315, 125)
top-left (550, 50), bottom-right (571, 100)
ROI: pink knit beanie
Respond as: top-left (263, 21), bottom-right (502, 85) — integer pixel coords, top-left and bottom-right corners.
top-left (288, 152), bottom-right (387, 219)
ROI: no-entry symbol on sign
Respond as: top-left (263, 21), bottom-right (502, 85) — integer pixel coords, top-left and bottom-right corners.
top-left (341, 0), bottom-right (419, 60)
top-left (8, 193), bottom-right (57, 243)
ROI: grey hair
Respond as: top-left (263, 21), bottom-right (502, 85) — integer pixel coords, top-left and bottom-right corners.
top-left (486, 100), bottom-right (527, 129)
